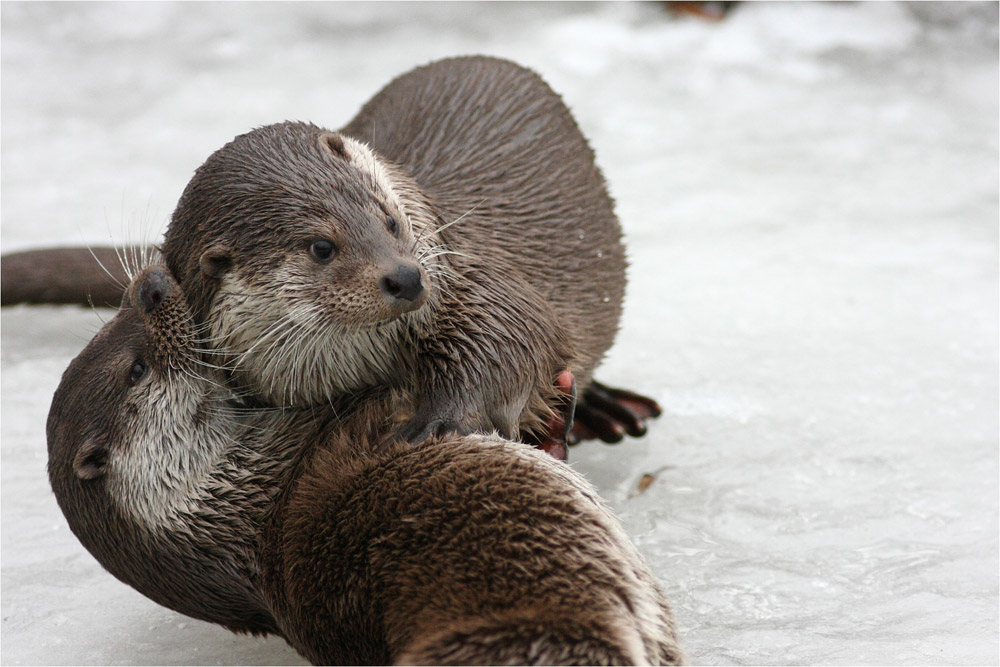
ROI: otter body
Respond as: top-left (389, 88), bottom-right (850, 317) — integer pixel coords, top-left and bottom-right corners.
top-left (161, 56), bottom-right (626, 443)
top-left (13, 56), bottom-right (659, 445)
top-left (268, 433), bottom-right (681, 665)
top-left (342, 55), bottom-right (625, 382)
top-left (47, 264), bottom-right (683, 664)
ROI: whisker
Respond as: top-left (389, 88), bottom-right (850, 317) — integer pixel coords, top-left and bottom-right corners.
top-left (435, 199), bottom-right (486, 235)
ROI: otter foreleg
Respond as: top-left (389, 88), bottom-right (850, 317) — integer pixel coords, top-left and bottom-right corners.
top-left (400, 266), bottom-right (573, 447)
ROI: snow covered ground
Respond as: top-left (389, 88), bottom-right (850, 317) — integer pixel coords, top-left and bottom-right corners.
top-left (2, 2), bottom-right (997, 664)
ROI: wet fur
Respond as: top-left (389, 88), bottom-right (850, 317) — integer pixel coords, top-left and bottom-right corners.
top-left (47, 265), bottom-right (682, 664)
top-left (267, 432), bottom-right (682, 665)
top-left (46, 265), bottom-right (287, 633)
top-left (160, 56), bottom-right (624, 440)
top-left (342, 56), bottom-right (625, 383)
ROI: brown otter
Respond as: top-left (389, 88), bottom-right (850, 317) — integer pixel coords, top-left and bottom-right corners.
top-left (0, 242), bottom-right (656, 445)
top-left (3, 243), bottom-right (656, 446)
top-left (47, 263), bottom-right (684, 664)
top-left (5, 57), bottom-right (661, 443)
top-left (3, 243), bottom-right (657, 444)
top-left (46, 261), bottom-right (298, 634)
top-left (160, 56), bottom-right (657, 445)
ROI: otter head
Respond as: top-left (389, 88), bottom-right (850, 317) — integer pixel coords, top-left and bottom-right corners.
top-left (162, 122), bottom-right (440, 406)
top-left (47, 264), bottom-right (203, 490)
top-left (45, 265), bottom-right (273, 632)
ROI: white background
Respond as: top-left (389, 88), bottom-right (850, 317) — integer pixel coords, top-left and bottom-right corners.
top-left (2, 2), bottom-right (997, 664)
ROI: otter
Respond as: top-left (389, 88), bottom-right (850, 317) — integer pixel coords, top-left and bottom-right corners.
top-left (46, 261), bottom-right (292, 634)
top-left (0, 242), bottom-right (654, 445)
top-left (47, 263), bottom-right (684, 664)
top-left (160, 56), bottom-right (658, 445)
top-left (6, 56), bottom-right (661, 444)
top-left (266, 430), bottom-right (683, 665)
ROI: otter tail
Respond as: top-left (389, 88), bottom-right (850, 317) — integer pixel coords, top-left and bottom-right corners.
top-left (1, 247), bottom-right (129, 307)
top-left (396, 605), bottom-right (659, 666)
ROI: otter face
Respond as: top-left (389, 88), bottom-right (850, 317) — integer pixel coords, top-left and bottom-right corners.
top-left (164, 122), bottom-right (441, 406)
top-left (256, 133), bottom-right (429, 328)
top-left (47, 265), bottom-right (225, 530)
top-left (46, 264), bottom-right (282, 633)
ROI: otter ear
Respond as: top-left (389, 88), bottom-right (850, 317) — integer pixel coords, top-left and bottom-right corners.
top-left (318, 132), bottom-right (348, 159)
top-left (73, 441), bottom-right (108, 481)
top-left (199, 245), bottom-right (233, 280)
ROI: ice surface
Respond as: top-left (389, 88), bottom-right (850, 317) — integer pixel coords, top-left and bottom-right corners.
top-left (2, 2), bottom-right (997, 665)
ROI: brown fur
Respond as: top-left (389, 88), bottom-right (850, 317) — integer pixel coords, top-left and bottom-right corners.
top-left (46, 264), bottom-right (286, 634)
top-left (160, 56), bottom-right (625, 442)
top-left (342, 55), bottom-right (625, 382)
top-left (47, 264), bottom-right (683, 665)
top-left (264, 431), bottom-right (683, 665)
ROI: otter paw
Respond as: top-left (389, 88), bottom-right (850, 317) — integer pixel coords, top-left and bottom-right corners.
top-left (571, 380), bottom-right (662, 445)
top-left (522, 370), bottom-right (577, 461)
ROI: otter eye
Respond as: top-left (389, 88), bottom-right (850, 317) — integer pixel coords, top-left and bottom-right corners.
top-left (310, 240), bottom-right (337, 262)
top-left (386, 215), bottom-right (398, 235)
top-left (129, 361), bottom-right (147, 385)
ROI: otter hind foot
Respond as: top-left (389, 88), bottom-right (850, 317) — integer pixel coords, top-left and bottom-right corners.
top-left (571, 380), bottom-right (662, 445)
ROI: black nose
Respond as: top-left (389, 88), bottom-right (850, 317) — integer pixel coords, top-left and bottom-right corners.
top-left (380, 263), bottom-right (424, 302)
top-left (138, 269), bottom-right (170, 313)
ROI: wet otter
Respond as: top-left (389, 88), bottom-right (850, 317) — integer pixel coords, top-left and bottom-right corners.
top-left (46, 262), bottom-right (288, 634)
top-left (6, 56), bottom-right (661, 443)
top-left (267, 430), bottom-right (683, 665)
top-left (160, 56), bottom-right (654, 444)
top-left (47, 263), bottom-right (684, 664)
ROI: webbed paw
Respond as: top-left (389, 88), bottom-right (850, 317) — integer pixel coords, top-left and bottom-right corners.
top-left (570, 380), bottom-right (662, 444)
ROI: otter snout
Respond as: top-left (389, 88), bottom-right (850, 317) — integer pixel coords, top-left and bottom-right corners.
top-left (130, 266), bottom-right (180, 314)
top-left (380, 263), bottom-right (426, 311)
top-left (138, 268), bottom-right (172, 313)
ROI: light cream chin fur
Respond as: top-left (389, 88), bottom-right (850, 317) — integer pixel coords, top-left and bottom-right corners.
top-left (204, 139), bottom-right (446, 408)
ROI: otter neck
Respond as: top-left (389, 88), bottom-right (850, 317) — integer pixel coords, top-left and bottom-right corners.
top-left (76, 389), bottom-right (314, 634)
top-left (211, 306), bottom-right (420, 407)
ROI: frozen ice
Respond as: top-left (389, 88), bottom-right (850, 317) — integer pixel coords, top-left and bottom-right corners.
top-left (2, 2), bottom-right (997, 664)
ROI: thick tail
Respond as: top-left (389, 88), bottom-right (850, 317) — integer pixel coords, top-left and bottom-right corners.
top-left (1, 247), bottom-right (128, 307)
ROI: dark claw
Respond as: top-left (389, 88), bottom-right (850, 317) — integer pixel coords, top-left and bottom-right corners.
top-left (582, 384), bottom-right (646, 437)
top-left (590, 380), bottom-right (662, 419)
top-left (571, 380), bottom-right (662, 444)
top-left (574, 403), bottom-right (626, 444)
top-left (525, 376), bottom-right (662, 453)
